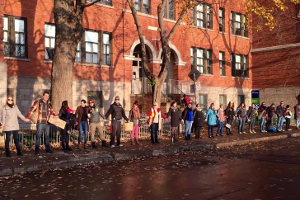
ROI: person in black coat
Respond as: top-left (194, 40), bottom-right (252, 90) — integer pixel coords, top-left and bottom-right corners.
top-left (166, 101), bottom-right (182, 143)
top-left (225, 101), bottom-right (235, 135)
top-left (193, 104), bottom-right (205, 139)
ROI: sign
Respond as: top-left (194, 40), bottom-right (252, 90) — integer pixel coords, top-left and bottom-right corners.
top-left (251, 90), bottom-right (260, 104)
top-left (48, 115), bottom-right (66, 129)
top-left (188, 67), bottom-right (201, 82)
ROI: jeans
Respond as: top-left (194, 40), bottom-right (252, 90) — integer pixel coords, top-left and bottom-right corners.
top-left (184, 120), bottom-right (193, 136)
top-left (297, 119), bottom-right (300, 128)
top-left (36, 123), bottom-right (51, 153)
top-left (260, 116), bottom-right (266, 131)
top-left (78, 121), bottom-right (88, 144)
top-left (249, 118), bottom-right (255, 130)
top-left (208, 125), bottom-right (214, 137)
top-left (150, 123), bottom-right (159, 143)
top-left (238, 118), bottom-right (246, 133)
top-left (217, 121), bottom-right (223, 135)
top-left (277, 116), bottom-right (284, 130)
top-left (5, 130), bottom-right (21, 154)
top-left (60, 126), bottom-right (70, 150)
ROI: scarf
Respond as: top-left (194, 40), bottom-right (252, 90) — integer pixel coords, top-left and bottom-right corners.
top-left (132, 107), bottom-right (140, 119)
top-left (8, 103), bottom-right (13, 108)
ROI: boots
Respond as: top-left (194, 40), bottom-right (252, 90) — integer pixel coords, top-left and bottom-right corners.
top-left (66, 144), bottom-right (73, 151)
top-left (102, 140), bottom-right (108, 147)
top-left (135, 138), bottom-right (140, 145)
top-left (6, 150), bottom-right (11, 157)
top-left (92, 142), bottom-right (97, 148)
top-left (77, 143), bottom-right (81, 149)
top-left (17, 151), bottom-right (23, 156)
top-left (131, 139), bottom-right (135, 145)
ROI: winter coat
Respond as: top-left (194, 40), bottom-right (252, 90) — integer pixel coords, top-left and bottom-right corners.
top-left (105, 102), bottom-right (129, 121)
top-left (258, 105), bottom-right (267, 117)
top-left (267, 107), bottom-right (276, 118)
top-left (193, 109), bottom-right (205, 127)
top-left (217, 108), bottom-right (225, 122)
top-left (206, 108), bottom-right (219, 126)
top-left (247, 107), bottom-right (256, 119)
top-left (276, 105), bottom-right (285, 117)
top-left (75, 106), bottom-right (89, 123)
top-left (1, 105), bottom-right (26, 131)
top-left (59, 109), bottom-right (76, 125)
top-left (236, 107), bottom-right (247, 118)
top-left (225, 107), bottom-right (235, 124)
top-left (166, 106), bottom-right (181, 127)
top-left (182, 107), bottom-right (194, 121)
top-left (285, 108), bottom-right (292, 119)
top-left (88, 106), bottom-right (105, 123)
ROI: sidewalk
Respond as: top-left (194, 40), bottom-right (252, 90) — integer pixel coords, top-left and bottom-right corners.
top-left (1, 128), bottom-right (300, 177)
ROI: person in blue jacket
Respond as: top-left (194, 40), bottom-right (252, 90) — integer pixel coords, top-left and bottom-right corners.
top-left (206, 103), bottom-right (219, 138)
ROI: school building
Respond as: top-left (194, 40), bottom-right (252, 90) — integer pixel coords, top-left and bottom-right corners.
top-left (0, 0), bottom-right (253, 115)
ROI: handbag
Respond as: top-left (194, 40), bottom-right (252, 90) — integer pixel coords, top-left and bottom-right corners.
top-left (29, 100), bottom-right (40, 124)
top-left (124, 121), bottom-right (133, 131)
top-left (225, 123), bottom-right (231, 129)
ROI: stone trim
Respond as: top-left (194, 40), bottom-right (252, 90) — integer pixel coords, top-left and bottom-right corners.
top-left (251, 43), bottom-right (300, 53)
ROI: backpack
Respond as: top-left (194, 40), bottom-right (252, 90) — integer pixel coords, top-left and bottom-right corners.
top-left (267, 126), bottom-right (277, 133)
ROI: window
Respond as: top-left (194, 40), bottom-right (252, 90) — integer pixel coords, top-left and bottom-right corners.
top-left (87, 91), bottom-right (103, 108)
top-left (191, 3), bottom-right (212, 29)
top-left (135, 0), bottom-right (150, 14)
top-left (219, 94), bottom-right (227, 106)
top-left (219, 51), bottom-right (225, 76)
top-left (163, 0), bottom-right (175, 20)
top-left (231, 12), bottom-right (248, 37)
top-left (190, 47), bottom-right (212, 74)
top-left (75, 42), bottom-right (81, 62)
top-left (45, 24), bottom-right (55, 60)
top-left (85, 30), bottom-right (99, 64)
top-left (102, 33), bottom-right (111, 65)
top-left (238, 95), bottom-right (245, 106)
top-left (219, 8), bottom-right (225, 32)
top-left (3, 16), bottom-right (27, 58)
top-left (231, 54), bottom-right (248, 77)
top-left (90, 0), bottom-right (111, 6)
top-left (199, 94), bottom-right (208, 112)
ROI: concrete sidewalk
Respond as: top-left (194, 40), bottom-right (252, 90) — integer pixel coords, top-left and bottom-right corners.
top-left (1, 130), bottom-right (300, 176)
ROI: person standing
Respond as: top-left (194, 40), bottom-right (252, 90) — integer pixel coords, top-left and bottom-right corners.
top-left (105, 96), bottom-right (129, 147)
top-left (75, 99), bottom-right (89, 149)
top-left (206, 103), bottom-right (219, 138)
top-left (129, 101), bottom-right (141, 145)
top-left (182, 103), bottom-right (194, 140)
top-left (225, 101), bottom-right (235, 135)
top-left (147, 102), bottom-right (166, 143)
top-left (166, 101), bottom-right (182, 142)
top-left (58, 101), bottom-right (76, 151)
top-left (258, 102), bottom-right (267, 133)
top-left (217, 104), bottom-right (225, 136)
top-left (236, 102), bottom-right (247, 134)
top-left (247, 103), bottom-right (257, 133)
top-left (294, 103), bottom-right (300, 129)
top-left (266, 103), bottom-right (276, 129)
top-left (193, 104), bottom-right (205, 139)
top-left (0, 95), bottom-right (29, 157)
top-left (276, 101), bottom-right (285, 132)
top-left (26, 91), bottom-right (56, 155)
top-left (88, 99), bottom-right (108, 148)
top-left (285, 105), bottom-right (292, 131)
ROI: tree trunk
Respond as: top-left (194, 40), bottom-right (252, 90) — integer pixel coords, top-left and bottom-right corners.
top-left (152, 78), bottom-right (165, 107)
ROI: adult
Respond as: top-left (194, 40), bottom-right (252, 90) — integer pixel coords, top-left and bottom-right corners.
top-left (147, 102), bottom-right (166, 143)
top-left (206, 103), bottom-right (219, 138)
top-left (236, 102), bottom-right (247, 134)
top-left (276, 101), bottom-right (285, 132)
top-left (193, 104), bottom-right (205, 139)
top-left (217, 104), bottom-right (225, 136)
top-left (58, 101), bottom-right (76, 151)
top-left (247, 103), bottom-right (257, 134)
top-left (1, 95), bottom-right (29, 157)
top-left (88, 99), bottom-right (108, 148)
top-left (294, 103), bottom-right (300, 129)
top-left (105, 96), bottom-right (129, 147)
top-left (258, 102), bottom-right (267, 133)
top-left (75, 99), bottom-right (89, 149)
top-left (166, 101), bottom-right (182, 142)
top-left (182, 103), bottom-right (194, 140)
top-left (224, 101), bottom-right (235, 135)
top-left (266, 103), bottom-right (276, 129)
top-left (285, 105), bottom-right (292, 131)
top-left (26, 91), bottom-right (56, 155)
top-left (129, 101), bottom-right (141, 145)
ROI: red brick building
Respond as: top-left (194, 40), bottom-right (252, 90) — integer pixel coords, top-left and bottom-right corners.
top-left (0, 0), bottom-right (252, 114)
top-left (252, 1), bottom-right (300, 106)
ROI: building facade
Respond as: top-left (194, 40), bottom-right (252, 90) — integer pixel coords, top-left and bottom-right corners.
top-left (0, 0), bottom-right (252, 114)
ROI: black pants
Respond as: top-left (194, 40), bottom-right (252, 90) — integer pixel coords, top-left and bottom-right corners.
top-left (151, 123), bottom-right (159, 143)
top-left (225, 121), bottom-right (233, 135)
top-left (195, 126), bottom-right (202, 138)
top-left (266, 118), bottom-right (272, 129)
top-left (111, 120), bottom-right (122, 145)
top-left (286, 118), bottom-right (290, 129)
top-left (60, 126), bottom-right (70, 150)
top-left (5, 130), bottom-right (21, 155)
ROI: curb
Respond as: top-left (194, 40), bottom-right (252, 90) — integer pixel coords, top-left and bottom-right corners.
top-left (1, 133), bottom-right (300, 176)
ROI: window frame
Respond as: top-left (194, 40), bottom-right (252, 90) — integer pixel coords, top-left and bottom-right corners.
top-left (219, 94), bottom-right (227, 106)
top-left (45, 23), bottom-right (56, 60)
top-left (199, 94), bottom-right (208, 112)
top-left (90, 0), bottom-right (112, 6)
top-left (231, 53), bottom-right (249, 77)
top-left (191, 47), bottom-right (213, 75)
top-left (238, 95), bottom-right (245, 106)
top-left (191, 3), bottom-right (212, 29)
top-left (134, 0), bottom-right (151, 14)
top-left (231, 12), bottom-right (248, 37)
top-left (219, 51), bottom-right (225, 76)
top-left (219, 8), bottom-right (225, 33)
top-left (3, 15), bottom-right (28, 58)
top-left (163, 0), bottom-right (175, 20)
top-left (85, 30), bottom-right (99, 64)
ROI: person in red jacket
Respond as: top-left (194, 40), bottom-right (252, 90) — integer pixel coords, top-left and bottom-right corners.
top-left (147, 102), bottom-right (166, 143)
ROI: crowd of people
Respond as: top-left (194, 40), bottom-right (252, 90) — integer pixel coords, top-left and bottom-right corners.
top-left (1, 91), bottom-right (300, 157)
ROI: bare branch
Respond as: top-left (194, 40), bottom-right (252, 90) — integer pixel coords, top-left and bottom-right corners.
top-left (83, 0), bottom-right (101, 8)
